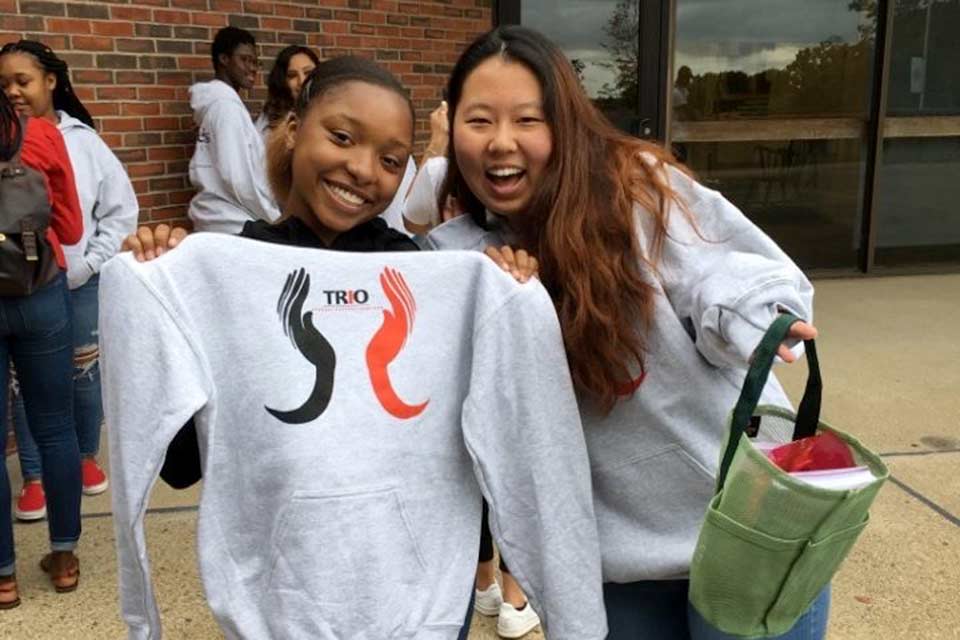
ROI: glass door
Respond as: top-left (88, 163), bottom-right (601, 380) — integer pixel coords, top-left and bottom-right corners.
top-left (669, 0), bottom-right (881, 271)
top-left (873, 0), bottom-right (960, 268)
top-left (497, 0), bottom-right (670, 140)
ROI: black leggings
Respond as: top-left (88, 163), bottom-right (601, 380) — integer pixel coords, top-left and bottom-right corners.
top-left (478, 500), bottom-right (509, 573)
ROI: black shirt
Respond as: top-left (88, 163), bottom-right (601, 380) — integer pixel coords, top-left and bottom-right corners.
top-left (159, 216), bottom-right (419, 489)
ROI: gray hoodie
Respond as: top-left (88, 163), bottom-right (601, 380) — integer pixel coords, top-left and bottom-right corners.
top-left (425, 164), bottom-right (815, 583)
top-left (187, 79), bottom-right (281, 234)
top-left (57, 111), bottom-right (138, 289)
top-left (100, 235), bottom-right (606, 639)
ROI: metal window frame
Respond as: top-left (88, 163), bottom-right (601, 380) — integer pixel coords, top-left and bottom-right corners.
top-left (860, 0), bottom-right (896, 273)
top-left (494, 0), bottom-right (670, 140)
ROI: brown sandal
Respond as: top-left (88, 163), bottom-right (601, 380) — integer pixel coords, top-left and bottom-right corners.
top-left (0, 574), bottom-right (20, 609)
top-left (39, 552), bottom-right (80, 593)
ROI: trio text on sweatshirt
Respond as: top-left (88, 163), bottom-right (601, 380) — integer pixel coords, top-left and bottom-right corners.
top-left (100, 235), bottom-right (607, 640)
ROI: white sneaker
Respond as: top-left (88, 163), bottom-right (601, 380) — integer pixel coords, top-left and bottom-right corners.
top-left (497, 601), bottom-right (541, 638)
top-left (474, 581), bottom-right (503, 616)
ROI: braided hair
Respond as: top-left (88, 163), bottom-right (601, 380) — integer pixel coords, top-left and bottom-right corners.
top-left (0, 90), bottom-right (23, 162)
top-left (0, 40), bottom-right (95, 129)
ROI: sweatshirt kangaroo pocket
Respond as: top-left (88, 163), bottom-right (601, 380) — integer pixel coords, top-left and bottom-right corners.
top-left (266, 485), bottom-right (427, 638)
top-left (592, 444), bottom-right (716, 580)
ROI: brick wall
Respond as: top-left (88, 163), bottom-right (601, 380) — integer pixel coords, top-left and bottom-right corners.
top-left (0, 0), bottom-right (492, 226)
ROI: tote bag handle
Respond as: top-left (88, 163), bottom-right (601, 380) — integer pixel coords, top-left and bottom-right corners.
top-left (716, 313), bottom-right (821, 492)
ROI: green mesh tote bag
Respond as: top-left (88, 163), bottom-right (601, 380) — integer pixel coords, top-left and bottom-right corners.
top-left (688, 314), bottom-right (888, 638)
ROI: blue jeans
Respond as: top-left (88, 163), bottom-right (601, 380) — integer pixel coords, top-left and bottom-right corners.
top-left (0, 273), bottom-right (82, 574)
top-left (604, 580), bottom-right (691, 639)
top-left (14, 274), bottom-right (102, 480)
top-left (604, 580), bottom-right (830, 640)
top-left (688, 586), bottom-right (831, 640)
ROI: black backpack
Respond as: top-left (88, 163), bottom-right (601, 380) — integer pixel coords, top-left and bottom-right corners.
top-left (0, 117), bottom-right (61, 297)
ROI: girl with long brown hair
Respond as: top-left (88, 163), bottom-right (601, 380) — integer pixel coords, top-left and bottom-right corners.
top-left (427, 26), bottom-right (825, 640)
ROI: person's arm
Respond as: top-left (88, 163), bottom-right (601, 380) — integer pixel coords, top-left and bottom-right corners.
top-left (463, 272), bottom-right (607, 639)
top-left (100, 255), bottom-right (211, 639)
top-left (403, 101), bottom-right (449, 234)
top-left (76, 141), bottom-right (139, 279)
top-left (402, 156), bottom-right (448, 234)
top-left (206, 101), bottom-right (281, 223)
top-left (21, 119), bottom-right (82, 245)
top-left (650, 164), bottom-right (815, 367)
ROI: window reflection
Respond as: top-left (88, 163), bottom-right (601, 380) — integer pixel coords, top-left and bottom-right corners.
top-left (875, 138), bottom-right (960, 266)
top-left (683, 139), bottom-right (864, 270)
top-left (673, 0), bottom-right (877, 120)
top-left (886, 0), bottom-right (960, 116)
top-left (875, 1), bottom-right (960, 266)
top-left (520, 0), bottom-right (641, 132)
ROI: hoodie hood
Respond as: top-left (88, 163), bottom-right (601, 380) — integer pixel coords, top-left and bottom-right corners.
top-left (189, 79), bottom-right (244, 125)
top-left (56, 111), bottom-right (139, 289)
top-left (56, 110), bottom-right (95, 134)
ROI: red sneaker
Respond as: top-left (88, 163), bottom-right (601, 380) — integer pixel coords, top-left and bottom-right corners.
top-left (14, 482), bottom-right (46, 521)
top-left (82, 458), bottom-right (109, 496)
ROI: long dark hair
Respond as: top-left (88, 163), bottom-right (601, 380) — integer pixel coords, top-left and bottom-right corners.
top-left (0, 40), bottom-right (95, 129)
top-left (261, 45), bottom-right (320, 127)
top-left (267, 56), bottom-right (414, 206)
top-left (0, 91), bottom-right (23, 162)
top-left (440, 26), bottom-right (691, 411)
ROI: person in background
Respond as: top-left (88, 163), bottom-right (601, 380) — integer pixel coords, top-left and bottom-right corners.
top-left (255, 44), bottom-right (320, 136)
top-left (0, 91), bottom-right (84, 609)
top-left (187, 26), bottom-right (280, 235)
top-left (402, 100), bottom-right (455, 235)
top-left (426, 26), bottom-right (823, 640)
top-left (0, 40), bottom-right (139, 518)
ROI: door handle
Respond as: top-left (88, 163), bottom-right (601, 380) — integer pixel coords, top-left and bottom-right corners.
top-left (637, 117), bottom-right (653, 138)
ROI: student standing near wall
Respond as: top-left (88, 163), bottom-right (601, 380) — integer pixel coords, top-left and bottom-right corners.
top-left (0, 40), bottom-right (139, 518)
top-left (187, 27), bottom-right (280, 235)
top-left (255, 44), bottom-right (320, 136)
top-left (0, 91), bottom-right (84, 609)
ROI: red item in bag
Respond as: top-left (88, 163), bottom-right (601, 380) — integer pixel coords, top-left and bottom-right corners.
top-left (769, 431), bottom-right (856, 472)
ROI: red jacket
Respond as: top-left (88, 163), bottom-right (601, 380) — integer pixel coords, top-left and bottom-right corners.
top-left (18, 116), bottom-right (83, 269)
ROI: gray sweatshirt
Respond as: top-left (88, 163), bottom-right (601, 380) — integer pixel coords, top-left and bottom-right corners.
top-left (100, 235), bottom-right (606, 640)
top-left (57, 111), bottom-right (138, 289)
top-left (187, 80), bottom-right (281, 234)
top-left (425, 165), bottom-right (815, 583)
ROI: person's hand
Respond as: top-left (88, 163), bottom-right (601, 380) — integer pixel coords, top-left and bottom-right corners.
top-left (121, 224), bottom-right (189, 262)
top-left (424, 101), bottom-right (448, 159)
top-left (484, 245), bottom-right (538, 284)
top-left (779, 320), bottom-right (817, 362)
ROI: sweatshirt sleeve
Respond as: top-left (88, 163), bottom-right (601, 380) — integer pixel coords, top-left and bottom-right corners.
top-left (402, 156), bottom-right (447, 226)
top-left (651, 166), bottom-right (814, 369)
top-left (100, 256), bottom-right (211, 640)
top-left (205, 100), bottom-right (281, 224)
top-left (77, 140), bottom-right (139, 282)
top-left (21, 118), bottom-right (83, 246)
top-left (461, 281), bottom-right (607, 640)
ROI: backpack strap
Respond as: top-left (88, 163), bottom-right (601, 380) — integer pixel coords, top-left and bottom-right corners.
top-left (0, 115), bottom-right (28, 178)
top-left (12, 114), bottom-right (27, 166)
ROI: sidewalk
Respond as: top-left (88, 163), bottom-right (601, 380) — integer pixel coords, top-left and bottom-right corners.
top-left (3, 274), bottom-right (958, 639)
